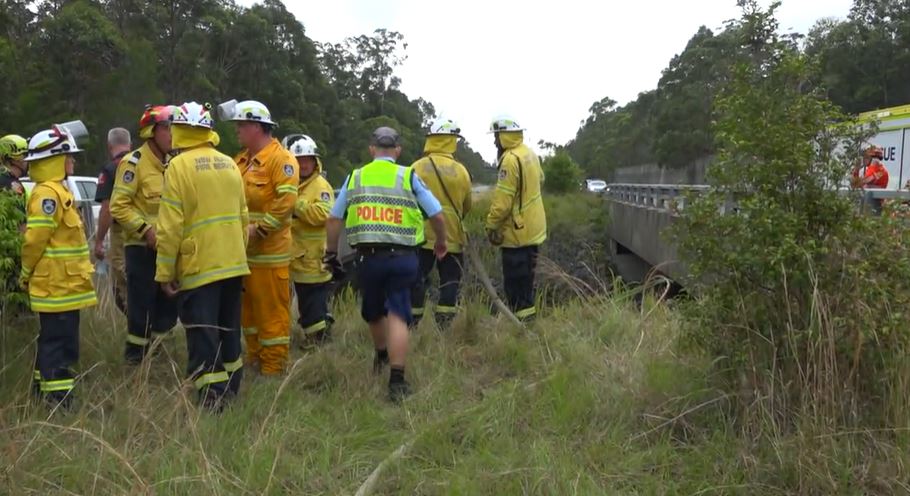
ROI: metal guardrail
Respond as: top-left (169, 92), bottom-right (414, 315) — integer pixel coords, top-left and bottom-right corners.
top-left (605, 184), bottom-right (710, 213)
top-left (605, 183), bottom-right (910, 215)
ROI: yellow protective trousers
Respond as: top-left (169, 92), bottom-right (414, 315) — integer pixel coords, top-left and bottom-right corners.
top-left (242, 266), bottom-right (291, 375)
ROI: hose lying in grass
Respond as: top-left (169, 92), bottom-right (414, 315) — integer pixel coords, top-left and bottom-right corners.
top-left (354, 440), bottom-right (415, 496)
top-left (464, 240), bottom-right (526, 329)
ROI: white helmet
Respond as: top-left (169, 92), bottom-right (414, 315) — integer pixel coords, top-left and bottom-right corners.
top-left (428, 117), bottom-right (462, 137)
top-left (228, 100), bottom-right (277, 126)
top-left (489, 115), bottom-right (524, 134)
top-left (26, 124), bottom-right (82, 162)
top-left (285, 134), bottom-right (319, 157)
top-left (171, 102), bottom-right (215, 129)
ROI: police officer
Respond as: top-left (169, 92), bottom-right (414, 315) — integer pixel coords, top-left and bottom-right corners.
top-left (409, 118), bottom-right (473, 329)
top-left (0, 134), bottom-right (28, 197)
top-left (155, 102), bottom-right (249, 410)
top-left (286, 135), bottom-right (335, 349)
top-left (19, 124), bottom-right (97, 409)
top-left (93, 128), bottom-right (132, 316)
top-left (111, 106), bottom-right (179, 363)
top-left (486, 116), bottom-right (547, 323)
top-left (229, 100), bottom-right (299, 376)
top-left (325, 127), bottom-right (448, 402)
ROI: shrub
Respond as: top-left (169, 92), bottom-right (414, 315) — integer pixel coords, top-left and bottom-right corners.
top-left (672, 2), bottom-right (910, 430)
top-left (0, 190), bottom-right (25, 310)
top-left (542, 152), bottom-right (583, 194)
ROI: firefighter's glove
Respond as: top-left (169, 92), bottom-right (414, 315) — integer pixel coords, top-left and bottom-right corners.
top-left (486, 229), bottom-right (504, 246)
top-left (323, 252), bottom-right (346, 281)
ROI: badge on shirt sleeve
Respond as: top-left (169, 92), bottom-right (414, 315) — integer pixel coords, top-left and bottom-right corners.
top-left (41, 198), bottom-right (57, 215)
top-left (283, 164), bottom-right (294, 177)
top-left (499, 169), bottom-right (508, 180)
top-left (321, 191), bottom-right (331, 202)
top-left (123, 170), bottom-right (135, 183)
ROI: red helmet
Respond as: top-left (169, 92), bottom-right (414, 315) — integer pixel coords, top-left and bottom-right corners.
top-left (139, 105), bottom-right (173, 139)
top-left (865, 145), bottom-right (884, 160)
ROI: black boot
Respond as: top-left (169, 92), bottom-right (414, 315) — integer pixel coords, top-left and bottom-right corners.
top-left (373, 349), bottom-right (389, 376)
top-left (434, 313), bottom-right (454, 330)
top-left (124, 343), bottom-right (146, 365)
top-left (44, 390), bottom-right (73, 411)
top-left (388, 366), bottom-right (411, 403)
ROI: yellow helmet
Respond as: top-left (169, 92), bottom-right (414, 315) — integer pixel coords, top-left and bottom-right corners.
top-left (0, 134), bottom-right (28, 161)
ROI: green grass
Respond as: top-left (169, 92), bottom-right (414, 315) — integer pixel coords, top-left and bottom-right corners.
top-left (0, 281), bottom-right (740, 495)
top-left (2, 193), bottom-right (909, 494)
top-left (22, 288), bottom-right (901, 495)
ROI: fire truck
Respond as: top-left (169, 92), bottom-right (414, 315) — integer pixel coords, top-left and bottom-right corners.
top-left (858, 104), bottom-right (910, 190)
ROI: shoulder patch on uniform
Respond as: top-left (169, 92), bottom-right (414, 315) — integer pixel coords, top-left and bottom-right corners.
top-left (283, 164), bottom-right (294, 177)
top-left (122, 170), bottom-right (135, 184)
top-left (320, 191), bottom-right (331, 202)
top-left (41, 198), bottom-right (57, 215)
top-left (128, 151), bottom-right (141, 165)
top-left (499, 169), bottom-right (508, 180)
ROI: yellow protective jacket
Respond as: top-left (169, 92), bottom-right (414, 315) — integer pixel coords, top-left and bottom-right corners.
top-left (235, 139), bottom-right (299, 267)
top-left (110, 143), bottom-right (165, 246)
top-left (156, 145), bottom-right (251, 291)
top-left (486, 131), bottom-right (547, 247)
top-left (21, 178), bottom-right (97, 313)
top-left (411, 135), bottom-right (472, 253)
top-left (290, 159), bottom-right (334, 284)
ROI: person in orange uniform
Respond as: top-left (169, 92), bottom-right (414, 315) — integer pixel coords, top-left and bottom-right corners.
top-left (853, 145), bottom-right (890, 215)
top-left (229, 100), bottom-right (299, 375)
top-left (853, 145), bottom-right (889, 189)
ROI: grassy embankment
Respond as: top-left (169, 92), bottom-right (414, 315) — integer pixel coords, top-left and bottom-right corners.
top-left (1, 192), bottom-right (905, 494)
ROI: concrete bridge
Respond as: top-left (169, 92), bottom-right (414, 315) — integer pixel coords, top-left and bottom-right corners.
top-left (603, 182), bottom-right (910, 284)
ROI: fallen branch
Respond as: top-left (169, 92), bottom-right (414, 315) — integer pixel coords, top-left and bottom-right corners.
top-left (627, 394), bottom-right (730, 443)
top-left (354, 440), bottom-right (414, 496)
top-left (464, 241), bottom-right (525, 329)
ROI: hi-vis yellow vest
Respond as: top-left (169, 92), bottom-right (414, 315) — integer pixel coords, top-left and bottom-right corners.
top-left (21, 181), bottom-right (97, 312)
top-left (345, 159), bottom-right (424, 247)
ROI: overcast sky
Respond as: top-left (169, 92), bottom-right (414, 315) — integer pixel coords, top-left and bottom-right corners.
top-left (243, 0), bottom-right (853, 162)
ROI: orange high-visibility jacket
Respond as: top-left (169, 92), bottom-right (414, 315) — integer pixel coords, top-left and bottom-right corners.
top-left (235, 139), bottom-right (299, 267)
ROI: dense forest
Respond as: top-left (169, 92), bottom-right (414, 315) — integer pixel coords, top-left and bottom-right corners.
top-left (566, 0), bottom-right (910, 179)
top-left (0, 0), bottom-right (494, 184)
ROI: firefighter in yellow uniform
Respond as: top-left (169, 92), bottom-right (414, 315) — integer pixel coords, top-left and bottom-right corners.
top-left (155, 102), bottom-right (250, 409)
top-left (19, 124), bottom-right (97, 409)
top-left (110, 105), bottom-right (178, 363)
top-left (285, 135), bottom-right (335, 349)
top-left (409, 118), bottom-right (472, 328)
top-left (485, 115), bottom-right (547, 323)
top-left (228, 100), bottom-right (298, 375)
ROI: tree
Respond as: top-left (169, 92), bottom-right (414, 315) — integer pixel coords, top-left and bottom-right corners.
top-left (0, 0), bottom-right (488, 184)
top-left (673, 0), bottom-right (910, 428)
top-left (542, 152), bottom-right (583, 194)
top-left (806, 0), bottom-right (910, 113)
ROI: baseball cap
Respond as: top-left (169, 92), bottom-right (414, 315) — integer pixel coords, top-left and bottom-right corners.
top-left (371, 127), bottom-right (400, 147)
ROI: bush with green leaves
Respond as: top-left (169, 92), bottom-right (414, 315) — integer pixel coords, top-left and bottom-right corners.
top-left (541, 152), bottom-right (583, 194)
top-left (672, 2), bottom-right (910, 429)
top-left (0, 190), bottom-right (25, 310)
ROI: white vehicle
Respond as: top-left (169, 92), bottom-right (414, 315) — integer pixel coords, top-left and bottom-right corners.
top-left (585, 179), bottom-right (608, 193)
top-left (21, 175), bottom-right (101, 233)
top-left (856, 104), bottom-right (910, 190)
